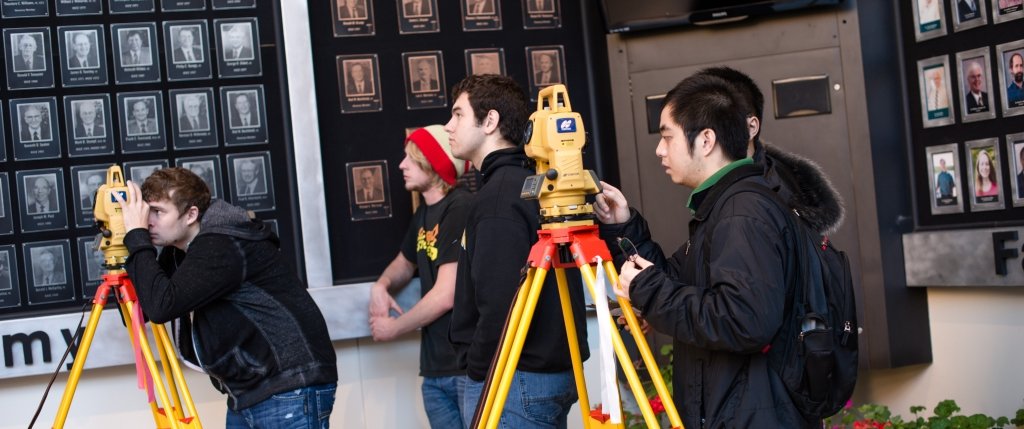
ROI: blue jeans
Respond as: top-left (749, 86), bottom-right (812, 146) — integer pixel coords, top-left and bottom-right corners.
top-left (225, 383), bottom-right (337, 429)
top-left (422, 376), bottom-right (465, 429)
top-left (461, 370), bottom-right (577, 429)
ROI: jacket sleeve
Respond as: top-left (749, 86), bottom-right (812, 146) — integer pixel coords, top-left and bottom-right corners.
top-left (629, 213), bottom-right (789, 353)
top-left (600, 208), bottom-right (688, 278)
top-left (124, 229), bottom-right (245, 324)
top-left (464, 216), bottom-right (532, 380)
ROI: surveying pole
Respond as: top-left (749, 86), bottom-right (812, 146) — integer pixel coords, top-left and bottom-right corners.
top-left (49, 166), bottom-right (202, 429)
top-left (471, 85), bottom-right (683, 429)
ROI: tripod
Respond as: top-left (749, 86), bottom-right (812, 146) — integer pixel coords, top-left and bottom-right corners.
top-left (473, 222), bottom-right (683, 429)
top-left (51, 269), bottom-right (202, 429)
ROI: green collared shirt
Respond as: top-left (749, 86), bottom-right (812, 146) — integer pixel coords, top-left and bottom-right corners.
top-left (686, 157), bottom-right (754, 213)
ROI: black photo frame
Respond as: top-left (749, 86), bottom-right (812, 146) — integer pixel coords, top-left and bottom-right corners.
top-left (163, 20), bottom-right (213, 81)
top-left (462, 0), bottom-right (502, 31)
top-left (526, 45), bottom-right (567, 94)
top-left (58, 25), bottom-right (109, 87)
top-left (123, 159), bottom-right (169, 183)
top-left (77, 235), bottom-right (105, 299)
top-left (16, 169), bottom-right (68, 233)
top-left (64, 94), bottom-right (115, 158)
top-left (522, 0), bottom-right (561, 29)
top-left (117, 91), bottom-right (167, 153)
top-left (3, 28), bottom-right (55, 90)
top-left (397, 0), bottom-right (440, 34)
top-left (111, 23), bottom-right (162, 84)
top-left (465, 48), bottom-right (506, 76)
top-left (10, 97), bottom-right (61, 161)
top-left (1, 0), bottom-right (48, 18)
top-left (170, 88), bottom-right (219, 150)
top-left (220, 85), bottom-right (269, 145)
top-left (347, 160), bottom-right (392, 221)
top-left (226, 151), bottom-right (275, 211)
top-left (23, 240), bottom-right (74, 306)
top-left (214, 18), bottom-right (263, 78)
top-left (176, 155), bottom-right (224, 199)
top-left (162, 0), bottom-right (206, 12)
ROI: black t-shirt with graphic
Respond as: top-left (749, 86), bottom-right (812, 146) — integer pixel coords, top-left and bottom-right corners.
top-left (401, 188), bottom-right (471, 377)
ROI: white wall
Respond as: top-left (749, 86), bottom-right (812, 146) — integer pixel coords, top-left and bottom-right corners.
top-left (853, 287), bottom-right (1024, 419)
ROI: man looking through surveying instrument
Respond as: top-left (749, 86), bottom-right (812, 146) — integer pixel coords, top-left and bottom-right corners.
top-left (367, 125), bottom-right (471, 428)
top-left (445, 74), bottom-right (589, 428)
top-left (113, 168), bottom-right (338, 428)
top-left (595, 73), bottom-right (826, 428)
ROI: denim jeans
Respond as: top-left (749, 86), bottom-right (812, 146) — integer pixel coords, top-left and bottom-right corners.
top-left (461, 370), bottom-right (577, 429)
top-left (422, 375), bottom-right (465, 429)
top-left (225, 383), bottom-right (337, 429)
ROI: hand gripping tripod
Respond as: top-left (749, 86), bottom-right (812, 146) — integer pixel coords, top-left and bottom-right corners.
top-left (471, 85), bottom-right (682, 429)
top-left (49, 166), bottom-right (202, 429)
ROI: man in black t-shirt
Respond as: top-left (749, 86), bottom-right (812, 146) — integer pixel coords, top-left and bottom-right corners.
top-left (368, 125), bottom-right (471, 429)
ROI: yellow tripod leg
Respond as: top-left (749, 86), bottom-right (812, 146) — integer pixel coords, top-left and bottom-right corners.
top-left (476, 267), bottom-right (536, 427)
top-left (481, 265), bottom-right (551, 429)
top-left (554, 268), bottom-right (592, 429)
top-left (154, 323), bottom-right (202, 427)
top-left (603, 261), bottom-right (682, 429)
top-left (122, 303), bottom-right (185, 429)
top-left (52, 302), bottom-right (106, 429)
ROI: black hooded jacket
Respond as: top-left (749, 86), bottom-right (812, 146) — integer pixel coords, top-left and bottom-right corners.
top-left (449, 147), bottom-right (590, 381)
top-left (600, 146), bottom-right (842, 428)
top-left (125, 200), bottom-right (337, 410)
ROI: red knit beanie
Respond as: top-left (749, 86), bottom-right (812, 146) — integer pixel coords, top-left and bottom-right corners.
top-left (405, 125), bottom-right (469, 186)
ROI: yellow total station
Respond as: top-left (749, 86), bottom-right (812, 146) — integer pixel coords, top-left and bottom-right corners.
top-left (93, 165), bottom-right (131, 271)
top-left (521, 84), bottom-right (601, 224)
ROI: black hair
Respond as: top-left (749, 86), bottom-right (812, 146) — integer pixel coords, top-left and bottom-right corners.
top-left (696, 66), bottom-right (763, 141)
top-left (661, 74), bottom-right (751, 161)
top-left (451, 74), bottom-right (530, 145)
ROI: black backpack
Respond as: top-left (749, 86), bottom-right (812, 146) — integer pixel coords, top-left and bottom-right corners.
top-left (707, 178), bottom-right (859, 421)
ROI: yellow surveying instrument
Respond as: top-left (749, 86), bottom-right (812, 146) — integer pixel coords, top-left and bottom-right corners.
top-left (46, 165), bottom-right (202, 429)
top-left (472, 85), bottom-right (683, 429)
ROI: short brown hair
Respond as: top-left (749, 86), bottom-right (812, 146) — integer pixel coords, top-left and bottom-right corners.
top-left (451, 74), bottom-right (530, 146)
top-left (141, 167), bottom-right (211, 216)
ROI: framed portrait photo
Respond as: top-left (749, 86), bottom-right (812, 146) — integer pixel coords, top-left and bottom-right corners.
top-left (0, 245), bottom-right (21, 309)
top-left (926, 143), bottom-right (964, 215)
top-left (215, 18), bottom-right (263, 78)
top-left (996, 39), bottom-right (1024, 116)
top-left (111, 23), bottom-right (162, 84)
top-left (23, 240), bottom-right (74, 306)
top-left (0, 173), bottom-right (13, 235)
top-left (991, 0), bottom-right (1024, 23)
top-left (170, 88), bottom-right (218, 150)
top-left (3, 28), bottom-right (55, 90)
top-left (109, 0), bottom-right (156, 14)
top-left (220, 85), bottom-right (269, 145)
top-left (333, 0), bottom-right (376, 37)
top-left (955, 47), bottom-right (997, 122)
top-left (526, 45), bottom-right (566, 94)
top-left (917, 55), bottom-right (956, 128)
top-left (77, 235), bottom-right (106, 299)
top-left (347, 160), bottom-right (392, 221)
top-left (16, 168), bottom-right (68, 232)
top-left (10, 97), bottom-right (61, 161)
top-left (912, 0), bottom-right (948, 41)
top-left (117, 91), bottom-right (167, 153)
top-left (64, 94), bottom-right (115, 157)
top-left (462, 0), bottom-right (502, 31)
top-left (226, 151), bottom-right (276, 211)
top-left (2, 0), bottom-right (48, 17)
top-left (950, 0), bottom-right (988, 30)
top-left (397, 0), bottom-right (440, 34)
top-left (56, 0), bottom-right (102, 15)
top-left (466, 48), bottom-right (506, 76)
top-left (58, 25), bottom-right (109, 87)
top-left (964, 138), bottom-right (1005, 211)
top-left (402, 51), bottom-right (447, 110)
top-left (70, 164), bottom-right (109, 227)
top-left (337, 54), bottom-right (383, 113)
top-left (123, 159), bottom-right (169, 183)
top-left (522, 0), bottom-right (561, 29)
top-left (163, 20), bottom-right (212, 81)
top-left (1005, 132), bottom-right (1024, 207)
top-left (176, 155), bottom-right (224, 199)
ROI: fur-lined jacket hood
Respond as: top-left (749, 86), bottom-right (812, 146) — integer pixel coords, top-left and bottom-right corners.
top-left (757, 142), bottom-right (844, 234)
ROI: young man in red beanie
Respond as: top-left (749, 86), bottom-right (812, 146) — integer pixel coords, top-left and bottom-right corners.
top-left (367, 124), bottom-right (472, 428)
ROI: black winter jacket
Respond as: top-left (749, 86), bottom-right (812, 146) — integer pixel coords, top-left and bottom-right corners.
top-left (125, 200), bottom-right (338, 410)
top-left (602, 150), bottom-right (842, 429)
top-left (449, 147), bottom-right (589, 381)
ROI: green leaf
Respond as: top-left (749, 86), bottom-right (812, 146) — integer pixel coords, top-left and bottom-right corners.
top-left (934, 400), bottom-right (960, 418)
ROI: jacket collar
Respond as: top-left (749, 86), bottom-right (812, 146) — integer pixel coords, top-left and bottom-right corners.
top-left (688, 158), bottom-right (754, 215)
top-left (479, 146), bottom-right (532, 183)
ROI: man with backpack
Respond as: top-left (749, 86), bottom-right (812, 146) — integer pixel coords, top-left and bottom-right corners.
top-left (594, 73), bottom-right (845, 428)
